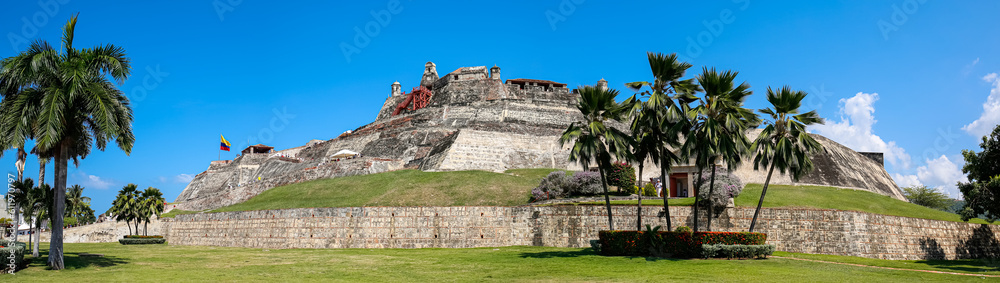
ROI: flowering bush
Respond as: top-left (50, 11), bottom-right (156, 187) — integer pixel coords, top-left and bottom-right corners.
top-left (696, 167), bottom-right (744, 214)
top-left (531, 171), bottom-right (570, 201)
top-left (606, 162), bottom-right (635, 190)
top-left (569, 171), bottom-right (603, 196)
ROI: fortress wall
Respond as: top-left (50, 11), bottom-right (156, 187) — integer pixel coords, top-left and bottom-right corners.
top-left (435, 129), bottom-right (580, 172)
top-left (163, 206), bottom-right (1000, 260)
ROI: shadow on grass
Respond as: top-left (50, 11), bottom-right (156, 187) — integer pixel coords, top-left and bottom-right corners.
top-left (29, 249), bottom-right (129, 270)
top-left (917, 224), bottom-right (1000, 274)
top-left (914, 258), bottom-right (1000, 274)
top-left (518, 248), bottom-right (685, 262)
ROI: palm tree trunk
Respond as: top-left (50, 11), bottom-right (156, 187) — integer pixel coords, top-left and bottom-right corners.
top-left (39, 158), bottom-right (46, 185)
top-left (749, 162), bottom-right (777, 232)
top-left (598, 168), bottom-right (615, 231)
top-left (144, 220), bottom-right (148, 236)
top-left (636, 164), bottom-right (643, 231)
top-left (693, 168), bottom-right (703, 232)
top-left (134, 219), bottom-right (140, 236)
top-left (32, 224), bottom-right (40, 257)
top-left (126, 219), bottom-right (132, 235)
top-left (706, 165), bottom-right (717, 232)
top-left (660, 156), bottom-right (671, 231)
top-left (49, 141), bottom-right (69, 270)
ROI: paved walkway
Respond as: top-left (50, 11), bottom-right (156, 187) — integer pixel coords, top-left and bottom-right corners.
top-left (771, 255), bottom-right (1000, 278)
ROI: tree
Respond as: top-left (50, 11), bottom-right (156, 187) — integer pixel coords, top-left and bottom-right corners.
top-left (112, 184), bottom-right (140, 236)
top-left (6, 179), bottom-right (33, 245)
top-left (66, 184), bottom-right (91, 220)
top-left (747, 86), bottom-right (824, 232)
top-left (28, 182), bottom-right (53, 257)
top-left (901, 185), bottom-right (951, 211)
top-left (624, 52), bottom-right (699, 231)
top-left (139, 187), bottom-right (165, 235)
top-left (0, 15), bottom-right (135, 269)
top-left (683, 67), bottom-right (759, 232)
top-left (560, 85), bottom-right (633, 230)
top-left (958, 124), bottom-right (1000, 222)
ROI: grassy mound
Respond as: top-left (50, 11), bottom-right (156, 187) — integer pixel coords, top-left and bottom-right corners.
top-left (211, 169), bottom-right (561, 213)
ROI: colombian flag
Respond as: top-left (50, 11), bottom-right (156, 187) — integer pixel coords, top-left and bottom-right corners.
top-left (220, 135), bottom-right (231, 151)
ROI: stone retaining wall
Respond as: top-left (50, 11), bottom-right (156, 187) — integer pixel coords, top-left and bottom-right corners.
top-left (163, 206), bottom-right (1000, 260)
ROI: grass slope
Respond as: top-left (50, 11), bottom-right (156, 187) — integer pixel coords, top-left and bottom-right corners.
top-left (211, 169), bottom-right (560, 213)
top-left (8, 243), bottom-right (993, 282)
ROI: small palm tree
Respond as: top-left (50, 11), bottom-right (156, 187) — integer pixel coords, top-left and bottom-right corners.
top-left (684, 67), bottom-right (760, 232)
top-left (625, 52), bottom-right (699, 231)
top-left (140, 187), bottom-right (165, 235)
top-left (560, 85), bottom-right (633, 230)
top-left (66, 185), bottom-right (90, 220)
top-left (29, 182), bottom-right (53, 257)
top-left (0, 14), bottom-right (134, 269)
top-left (748, 86), bottom-right (824, 232)
top-left (6, 179), bottom-right (33, 244)
top-left (112, 184), bottom-right (140, 235)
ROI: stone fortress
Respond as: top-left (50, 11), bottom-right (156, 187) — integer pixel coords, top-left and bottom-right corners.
top-left (174, 62), bottom-right (904, 211)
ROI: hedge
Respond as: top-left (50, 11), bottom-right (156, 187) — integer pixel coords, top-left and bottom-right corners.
top-left (598, 230), bottom-right (767, 258)
top-left (0, 239), bottom-right (26, 273)
top-left (124, 235), bottom-right (164, 239)
top-left (119, 238), bottom-right (166, 245)
top-left (701, 244), bottom-right (775, 259)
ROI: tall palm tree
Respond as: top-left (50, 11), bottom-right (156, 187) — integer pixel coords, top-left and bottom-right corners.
top-left (625, 52), bottom-right (699, 231)
top-left (140, 187), bottom-right (165, 236)
top-left (683, 67), bottom-right (759, 232)
top-left (748, 86), bottom-right (824, 232)
top-left (0, 15), bottom-right (134, 269)
top-left (560, 85), bottom-right (632, 230)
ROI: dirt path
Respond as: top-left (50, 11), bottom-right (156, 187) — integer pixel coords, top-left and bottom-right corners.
top-left (771, 256), bottom-right (1000, 278)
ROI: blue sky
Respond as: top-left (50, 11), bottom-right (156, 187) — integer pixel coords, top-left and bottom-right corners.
top-left (2, 1), bottom-right (998, 214)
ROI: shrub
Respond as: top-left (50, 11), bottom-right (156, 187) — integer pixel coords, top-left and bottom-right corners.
top-left (696, 167), bottom-right (744, 213)
top-left (606, 162), bottom-right (635, 189)
top-left (569, 171), bottom-right (603, 196)
top-left (124, 235), bottom-right (164, 239)
top-left (675, 226), bottom-right (692, 233)
top-left (701, 244), bottom-right (775, 259)
top-left (598, 230), bottom-right (765, 258)
top-left (0, 239), bottom-right (26, 272)
top-left (531, 171), bottom-right (570, 201)
top-left (642, 183), bottom-right (658, 197)
top-left (119, 238), bottom-right (166, 245)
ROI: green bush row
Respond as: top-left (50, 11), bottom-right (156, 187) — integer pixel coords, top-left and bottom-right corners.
top-left (598, 230), bottom-right (767, 258)
top-left (119, 238), bottom-right (166, 245)
top-left (0, 239), bottom-right (26, 273)
top-left (123, 235), bottom-right (164, 239)
top-left (701, 244), bottom-right (775, 259)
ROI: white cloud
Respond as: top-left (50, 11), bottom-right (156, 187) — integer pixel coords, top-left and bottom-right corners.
top-left (962, 73), bottom-right (1000, 137)
top-left (175, 174), bottom-right (195, 183)
top-left (809, 92), bottom-right (912, 169)
top-left (75, 171), bottom-right (115, 190)
top-left (893, 155), bottom-right (967, 198)
top-left (158, 176), bottom-right (168, 183)
top-left (892, 173), bottom-right (921, 188)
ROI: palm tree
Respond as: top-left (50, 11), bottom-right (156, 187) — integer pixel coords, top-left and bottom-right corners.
top-left (0, 15), bottom-right (134, 269)
top-left (683, 67), bottom-right (759, 232)
top-left (66, 184), bottom-right (90, 220)
top-left (29, 182), bottom-right (53, 257)
top-left (140, 187), bottom-right (165, 236)
top-left (112, 184), bottom-right (140, 235)
top-left (625, 52), bottom-right (699, 231)
top-left (748, 86), bottom-right (824, 232)
top-left (560, 85), bottom-right (632, 230)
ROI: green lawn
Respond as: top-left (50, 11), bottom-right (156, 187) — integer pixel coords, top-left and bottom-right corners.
top-left (211, 169), bottom-right (560, 213)
top-left (7, 243), bottom-right (994, 282)
top-left (773, 251), bottom-right (1000, 276)
top-left (159, 209), bottom-right (201, 219)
